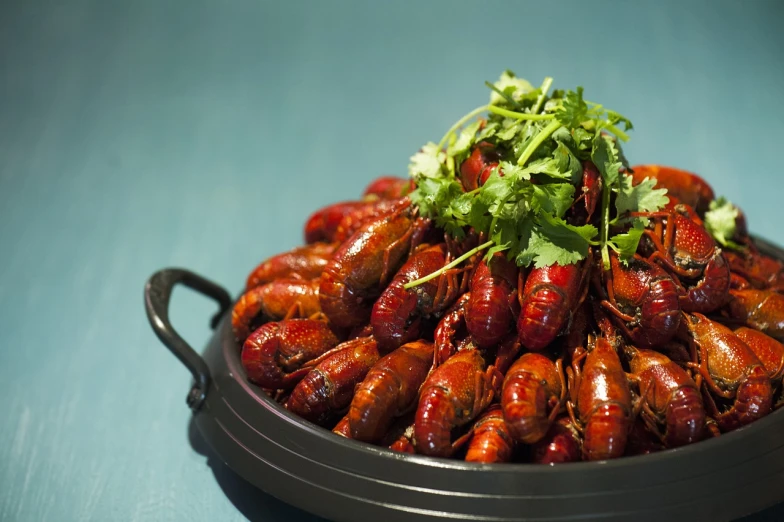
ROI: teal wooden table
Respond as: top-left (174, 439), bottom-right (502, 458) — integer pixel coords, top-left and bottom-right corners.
top-left (2, 1), bottom-right (783, 520)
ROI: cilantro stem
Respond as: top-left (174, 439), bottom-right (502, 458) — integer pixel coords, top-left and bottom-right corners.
top-left (516, 120), bottom-right (563, 166)
top-left (600, 176), bottom-right (612, 270)
top-left (488, 194), bottom-right (510, 238)
top-left (603, 123), bottom-right (630, 142)
top-left (530, 77), bottom-right (553, 116)
top-left (487, 106), bottom-right (556, 121)
top-left (588, 103), bottom-right (604, 114)
top-left (516, 76), bottom-right (555, 141)
top-left (403, 240), bottom-right (494, 290)
top-left (437, 105), bottom-right (488, 151)
top-left (446, 132), bottom-right (457, 176)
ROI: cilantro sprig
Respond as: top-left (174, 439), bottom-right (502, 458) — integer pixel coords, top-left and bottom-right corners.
top-left (407, 71), bottom-right (664, 283)
top-left (705, 197), bottom-right (744, 251)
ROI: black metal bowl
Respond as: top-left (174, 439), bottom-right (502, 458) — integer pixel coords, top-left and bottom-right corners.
top-left (144, 236), bottom-right (784, 522)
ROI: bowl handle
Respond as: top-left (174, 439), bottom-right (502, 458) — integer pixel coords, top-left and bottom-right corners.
top-left (144, 268), bottom-right (233, 411)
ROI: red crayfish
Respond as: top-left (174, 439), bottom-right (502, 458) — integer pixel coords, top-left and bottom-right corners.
top-left (348, 340), bottom-right (434, 442)
top-left (501, 353), bottom-right (565, 444)
top-left (286, 336), bottom-right (381, 426)
top-left (464, 405), bottom-right (515, 463)
top-left (246, 242), bottom-right (336, 289)
top-left (232, 278), bottom-right (321, 342)
top-left (241, 318), bottom-right (341, 390)
top-left (433, 253), bottom-right (520, 366)
top-left (632, 204), bottom-right (730, 313)
top-left (680, 313), bottom-right (772, 432)
top-left (726, 289), bottom-right (784, 342)
top-left (414, 349), bottom-right (499, 458)
top-left (624, 345), bottom-right (705, 447)
top-left (518, 261), bottom-right (588, 351)
top-left (596, 251), bottom-right (681, 348)
top-left (319, 199), bottom-right (429, 328)
top-left (371, 243), bottom-right (463, 354)
top-left (568, 333), bottom-right (635, 461)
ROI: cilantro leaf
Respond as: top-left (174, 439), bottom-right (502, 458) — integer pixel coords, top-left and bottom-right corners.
top-left (538, 211), bottom-right (597, 247)
top-left (409, 176), bottom-right (462, 218)
top-left (408, 142), bottom-right (444, 179)
top-left (475, 121), bottom-right (498, 142)
top-left (571, 127), bottom-right (594, 152)
top-left (496, 119), bottom-right (521, 141)
top-left (553, 141), bottom-right (582, 184)
top-left (485, 242), bottom-right (511, 261)
top-left (606, 110), bottom-right (634, 131)
top-left (466, 200), bottom-right (492, 235)
top-left (550, 126), bottom-right (575, 147)
top-left (609, 223), bottom-right (645, 264)
top-left (489, 70), bottom-right (535, 106)
top-left (705, 197), bottom-right (743, 249)
top-left (478, 168), bottom-right (514, 205)
top-left (449, 191), bottom-right (474, 216)
top-left (511, 120), bottom-right (549, 159)
top-left (591, 133), bottom-right (622, 187)
top-left (515, 230), bottom-right (549, 267)
top-left (518, 228), bottom-right (588, 268)
top-left (555, 87), bottom-right (588, 129)
top-left (531, 183), bottom-right (575, 218)
top-left (498, 161), bottom-right (530, 182)
top-left (615, 174), bottom-right (669, 215)
top-left (520, 157), bottom-right (572, 180)
top-left (447, 120), bottom-right (482, 157)
top-left (518, 212), bottom-right (597, 267)
top-left (489, 223), bottom-right (517, 255)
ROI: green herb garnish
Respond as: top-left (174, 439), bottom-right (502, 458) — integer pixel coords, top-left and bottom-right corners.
top-left (705, 197), bottom-right (743, 251)
top-left (406, 71), bottom-right (665, 287)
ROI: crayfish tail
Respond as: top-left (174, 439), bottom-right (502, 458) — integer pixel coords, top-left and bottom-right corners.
top-left (582, 403), bottom-right (631, 461)
top-left (717, 366), bottom-right (772, 432)
top-left (502, 371), bottom-right (551, 444)
top-left (414, 386), bottom-right (458, 458)
top-left (665, 386), bottom-right (706, 447)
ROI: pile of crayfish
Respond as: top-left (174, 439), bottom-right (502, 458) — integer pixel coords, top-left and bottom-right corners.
top-left (233, 166), bottom-right (784, 464)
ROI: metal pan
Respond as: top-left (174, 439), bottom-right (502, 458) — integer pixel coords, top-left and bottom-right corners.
top-left (144, 237), bottom-right (784, 522)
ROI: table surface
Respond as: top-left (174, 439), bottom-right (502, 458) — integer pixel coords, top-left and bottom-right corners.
top-left (2, 1), bottom-right (784, 520)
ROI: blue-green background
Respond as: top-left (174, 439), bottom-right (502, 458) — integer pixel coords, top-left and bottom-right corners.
top-left (1, 1), bottom-right (783, 520)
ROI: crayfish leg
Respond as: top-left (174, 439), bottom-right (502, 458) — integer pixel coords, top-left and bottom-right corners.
top-left (632, 379), bottom-right (652, 418)
top-left (565, 399), bottom-right (584, 435)
top-left (640, 402), bottom-right (666, 445)
top-left (283, 302), bottom-right (304, 321)
top-left (600, 299), bottom-right (636, 323)
top-left (433, 293), bottom-right (469, 368)
top-left (700, 386), bottom-right (722, 419)
top-left (433, 267), bottom-right (463, 311)
top-left (493, 335), bottom-right (521, 376)
top-left (451, 429), bottom-right (474, 454)
top-left (517, 270), bottom-right (526, 308)
top-left (570, 345), bottom-right (587, 385)
top-left (551, 358), bottom-right (568, 421)
top-left (546, 395), bottom-right (562, 426)
top-left (704, 418), bottom-right (721, 438)
top-left (471, 365), bottom-right (497, 415)
top-left (649, 249), bottom-right (698, 280)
